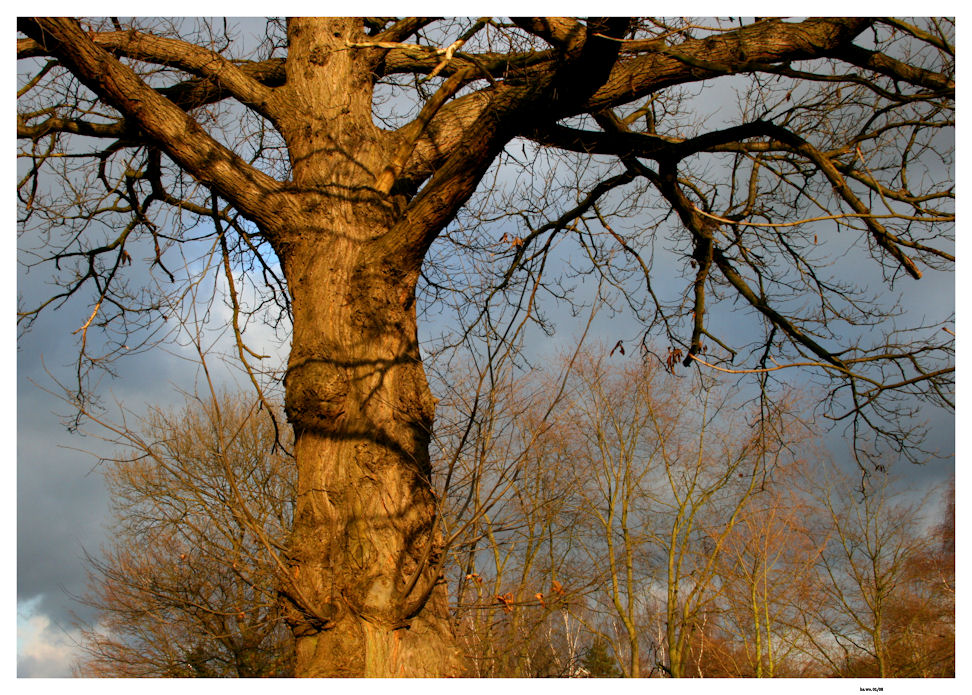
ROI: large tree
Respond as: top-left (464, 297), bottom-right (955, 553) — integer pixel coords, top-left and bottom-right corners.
top-left (17, 17), bottom-right (953, 676)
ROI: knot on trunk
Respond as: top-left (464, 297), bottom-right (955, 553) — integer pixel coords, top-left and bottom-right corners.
top-left (279, 585), bottom-right (336, 637)
top-left (284, 359), bottom-right (350, 433)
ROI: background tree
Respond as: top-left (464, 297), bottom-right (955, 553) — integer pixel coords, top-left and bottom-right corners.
top-left (556, 355), bottom-right (807, 678)
top-left (18, 17), bottom-right (953, 676)
top-left (74, 391), bottom-right (295, 677)
top-left (559, 352), bottom-right (664, 678)
top-left (440, 350), bottom-right (820, 678)
top-left (798, 465), bottom-right (952, 677)
top-left (881, 478), bottom-right (954, 677)
top-left (703, 462), bottom-right (824, 677)
top-left (439, 349), bottom-right (952, 679)
top-left (438, 353), bottom-right (591, 677)
top-left (581, 638), bottom-right (623, 678)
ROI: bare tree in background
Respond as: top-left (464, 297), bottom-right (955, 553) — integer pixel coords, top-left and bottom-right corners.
top-left (18, 17), bottom-right (953, 676)
top-left (798, 465), bottom-right (953, 677)
top-left (442, 350), bottom-right (818, 678)
top-left (704, 461), bottom-right (824, 677)
top-left (439, 353), bottom-right (953, 679)
top-left (74, 391), bottom-right (295, 677)
top-left (436, 355), bottom-right (586, 677)
top-left (885, 478), bottom-right (954, 677)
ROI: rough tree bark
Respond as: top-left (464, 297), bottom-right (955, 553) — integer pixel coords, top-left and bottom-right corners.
top-left (276, 212), bottom-right (458, 675)
top-left (250, 20), bottom-right (464, 675)
top-left (259, 18), bottom-right (628, 674)
top-left (277, 222), bottom-right (455, 675)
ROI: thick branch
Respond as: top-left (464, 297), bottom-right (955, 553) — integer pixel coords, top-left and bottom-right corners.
top-left (158, 58), bottom-right (286, 112)
top-left (374, 17), bottom-right (437, 43)
top-left (19, 18), bottom-right (293, 234)
top-left (582, 18), bottom-right (874, 112)
top-left (836, 44), bottom-right (954, 93)
top-left (405, 18), bottom-right (873, 184)
top-left (376, 67), bottom-right (472, 194)
top-left (510, 17), bottom-right (587, 50)
top-left (20, 29), bottom-right (280, 120)
top-left (17, 113), bottom-right (129, 141)
top-left (390, 19), bottom-right (629, 264)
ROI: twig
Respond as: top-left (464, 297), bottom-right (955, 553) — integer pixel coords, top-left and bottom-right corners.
top-left (692, 205), bottom-right (952, 229)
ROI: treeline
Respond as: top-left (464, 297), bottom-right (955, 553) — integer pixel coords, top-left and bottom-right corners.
top-left (74, 353), bottom-right (953, 677)
top-left (435, 353), bottom-right (954, 677)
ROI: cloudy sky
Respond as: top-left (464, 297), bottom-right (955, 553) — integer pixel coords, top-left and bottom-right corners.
top-left (15, 212), bottom-right (298, 676)
top-left (13, 16), bottom-right (958, 680)
top-left (16, 262), bottom-right (206, 677)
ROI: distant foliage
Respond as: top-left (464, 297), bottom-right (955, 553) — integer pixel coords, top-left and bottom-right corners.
top-left (582, 640), bottom-right (622, 678)
top-left (75, 393), bottom-right (295, 677)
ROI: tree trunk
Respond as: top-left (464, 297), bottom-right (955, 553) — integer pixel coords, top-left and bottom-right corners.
top-left (275, 206), bottom-right (463, 676)
top-left (261, 18), bottom-right (463, 676)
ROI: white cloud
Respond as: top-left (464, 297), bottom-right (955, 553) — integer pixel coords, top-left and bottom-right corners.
top-left (17, 598), bottom-right (82, 678)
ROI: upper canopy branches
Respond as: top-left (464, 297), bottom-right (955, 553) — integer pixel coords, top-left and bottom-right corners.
top-left (20, 17), bottom-right (950, 201)
top-left (17, 18), bottom-right (954, 463)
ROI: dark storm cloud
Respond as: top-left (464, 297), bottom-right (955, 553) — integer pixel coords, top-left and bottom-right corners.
top-left (16, 418), bottom-right (110, 624)
top-left (16, 246), bottom-right (194, 633)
